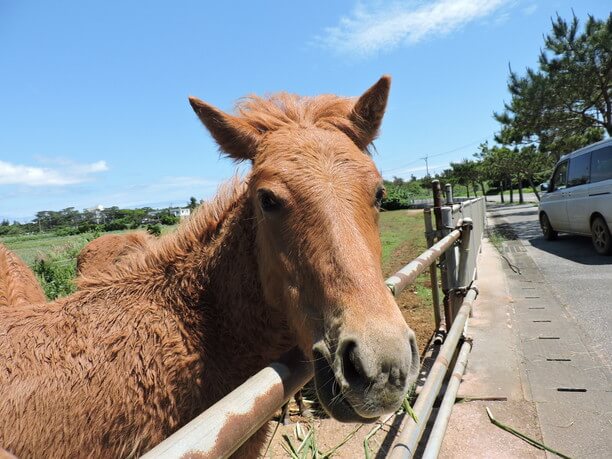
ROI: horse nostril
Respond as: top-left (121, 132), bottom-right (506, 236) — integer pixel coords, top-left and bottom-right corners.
top-left (340, 340), bottom-right (366, 387)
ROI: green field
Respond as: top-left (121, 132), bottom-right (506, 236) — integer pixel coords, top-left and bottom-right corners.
top-left (379, 210), bottom-right (427, 265)
top-left (1, 224), bottom-right (179, 265)
top-left (1, 232), bottom-right (94, 266)
top-left (379, 210), bottom-right (431, 302)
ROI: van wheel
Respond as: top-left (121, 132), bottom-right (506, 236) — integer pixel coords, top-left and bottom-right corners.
top-left (540, 213), bottom-right (558, 241)
top-left (591, 216), bottom-right (612, 255)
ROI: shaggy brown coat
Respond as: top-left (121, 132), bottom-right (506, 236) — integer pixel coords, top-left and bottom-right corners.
top-left (76, 232), bottom-right (153, 287)
top-left (0, 244), bottom-right (46, 307)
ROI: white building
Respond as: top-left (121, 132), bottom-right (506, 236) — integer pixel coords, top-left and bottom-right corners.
top-left (169, 207), bottom-right (191, 219)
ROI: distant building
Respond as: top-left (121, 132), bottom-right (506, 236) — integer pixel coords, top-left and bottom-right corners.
top-left (169, 207), bottom-right (191, 219)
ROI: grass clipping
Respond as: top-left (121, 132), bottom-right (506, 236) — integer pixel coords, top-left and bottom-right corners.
top-left (486, 407), bottom-right (572, 459)
top-left (281, 422), bottom-right (363, 459)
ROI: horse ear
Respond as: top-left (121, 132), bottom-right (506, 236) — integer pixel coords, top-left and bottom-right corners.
top-left (348, 75), bottom-right (391, 150)
top-left (189, 96), bottom-right (262, 161)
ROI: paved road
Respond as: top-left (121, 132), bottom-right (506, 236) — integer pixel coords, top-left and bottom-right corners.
top-left (484, 192), bottom-right (538, 203)
top-left (488, 204), bottom-right (612, 372)
top-left (488, 204), bottom-right (612, 457)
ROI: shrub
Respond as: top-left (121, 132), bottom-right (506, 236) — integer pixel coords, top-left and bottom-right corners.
top-left (160, 214), bottom-right (179, 225)
top-left (32, 241), bottom-right (84, 300)
top-left (147, 224), bottom-right (162, 236)
top-left (0, 225), bottom-right (25, 236)
top-left (53, 227), bottom-right (80, 236)
top-left (104, 221), bottom-right (128, 231)
top-left (382, 183), bottom-right (413, 210)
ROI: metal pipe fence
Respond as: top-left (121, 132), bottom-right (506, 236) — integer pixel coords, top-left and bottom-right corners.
top-left (421, 339), bottom-right (472, 459)
top-left (388, 287), bottom-right (478, 459)
top-left (429, 187), bottom-right (485, 327)
top-left (423, 209), bottom-right (442, 330)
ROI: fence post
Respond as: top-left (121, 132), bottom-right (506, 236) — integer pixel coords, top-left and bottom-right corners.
top-left (444, 183), bottom-right (453, 205)
top-left (423, 208), bottom-right (441, 331)
top-left (457, 218), bottom-right (473, 289)
top-left (431, 180), bottom-right (450, 333)
top-left (441, 206), bottom-right (458, 326)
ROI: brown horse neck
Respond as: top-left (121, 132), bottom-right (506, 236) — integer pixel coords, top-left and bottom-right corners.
top-left (194, 193), bottom-right (295, 369)
top-left (143, 187), bottom-right (295, 382)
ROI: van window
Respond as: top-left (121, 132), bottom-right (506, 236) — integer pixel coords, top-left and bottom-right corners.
top-left (591, 146), bottom-right (612, 183)
top-left (550, 160), bottom-right (568, 191)
top-left (568, 152), bottom-right (591, 187)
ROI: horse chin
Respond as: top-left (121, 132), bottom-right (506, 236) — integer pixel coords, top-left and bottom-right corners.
top-left (312, 345), bottom-right (379, 424)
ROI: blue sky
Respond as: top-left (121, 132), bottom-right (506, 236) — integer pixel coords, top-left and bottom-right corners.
top-left (1, 0), bottom-right (609, 222)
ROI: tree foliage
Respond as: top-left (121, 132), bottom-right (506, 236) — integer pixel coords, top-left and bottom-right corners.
top-left (495, 13), bottom-right (611, 159)
top-left (448, 159), bottom-right (480, 197)
top-left (187, 197), bottom-right (199, 210)
top-left (381, 177), bottom-right (426, 210)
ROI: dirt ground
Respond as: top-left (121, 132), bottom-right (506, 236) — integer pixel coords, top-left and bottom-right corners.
top-left (265, 210), bottom-right (436, 458)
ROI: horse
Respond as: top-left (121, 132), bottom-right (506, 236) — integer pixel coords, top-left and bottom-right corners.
top-left (76, 232), bottom-right (153, 288)
top-left (0, 76), bottom-right (419, 458)
top-left (0, 244), bottom-right (46, 307)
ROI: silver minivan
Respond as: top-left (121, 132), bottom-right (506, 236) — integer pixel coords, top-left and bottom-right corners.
top-left (539, 138), bottom-right (612, 255)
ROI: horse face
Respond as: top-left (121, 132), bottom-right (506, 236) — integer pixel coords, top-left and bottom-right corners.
top-left (250, 127), bottom-right (419, 421)
top-left (190, 76), bottom-right (419, 422)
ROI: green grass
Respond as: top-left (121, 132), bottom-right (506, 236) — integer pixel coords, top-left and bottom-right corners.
top-left (486, 227), bottom-right (508, 251)
top-left (160, 224), bottom-right (179, 235)
top-left (379, 210), bottom-right (427, 265)
top-left (379, 210), bottom-right (431, 306)
top-left (1, 232), bottom-right (95, 265)
top-left (0, 225), bottom-right (180, 266)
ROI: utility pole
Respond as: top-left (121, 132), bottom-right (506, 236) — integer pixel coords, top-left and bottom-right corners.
top-left (421, 155), bottom-right (430, 176)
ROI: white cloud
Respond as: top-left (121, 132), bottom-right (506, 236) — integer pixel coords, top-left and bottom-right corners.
top-left (0, 159), bottom-right (108, 186)
top-left (522, 3), bottom-right (537, 16)
top-left (81, 176), bottom-right (221, 210)
top-left (0, 174), bottom-right (222, 222)
top-left (74, 160), bottom-right (108, 174)
top-left (318, 0), bottom-right (510, 56)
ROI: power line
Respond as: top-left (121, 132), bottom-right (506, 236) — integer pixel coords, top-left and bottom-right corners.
top-left (382, 139), bottom-right (486, 174)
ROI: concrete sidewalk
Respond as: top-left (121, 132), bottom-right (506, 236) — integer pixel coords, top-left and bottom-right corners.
top-left (438, 238), bottom-right (546, 458)
top-left (439, 236), bottom-right (612, 458)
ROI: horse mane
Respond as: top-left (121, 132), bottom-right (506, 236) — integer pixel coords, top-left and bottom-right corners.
top-left (235, 93), bottom-right (372, 153)
top-left (77, 177), bottom-right (248, 290)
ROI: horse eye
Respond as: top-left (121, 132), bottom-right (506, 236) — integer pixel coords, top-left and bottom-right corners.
top-left (375, 187), bottom-right (386, 208)
top-left (258, 190), bottom-right (282, 213)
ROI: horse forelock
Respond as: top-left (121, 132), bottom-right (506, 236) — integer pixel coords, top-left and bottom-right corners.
top-left (235, 93), bottom-right (373, 154)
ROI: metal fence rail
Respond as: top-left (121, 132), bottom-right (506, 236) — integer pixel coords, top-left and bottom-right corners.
top-left (386, 228), bottom-right (462, 296)
top-left (388, 287), bottom-right (478, 458)
top-left (141, 349), bottom-right (312, 459)
top-left (421, 339), bottom-right (472, 459)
